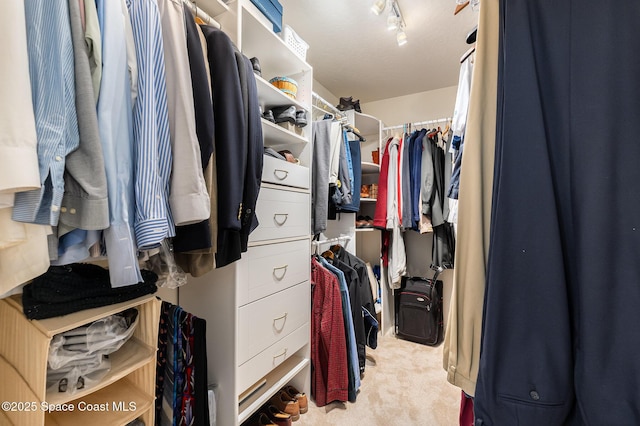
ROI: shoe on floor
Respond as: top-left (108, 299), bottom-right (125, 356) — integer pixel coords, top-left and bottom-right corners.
top-left (282, 385), bottom-right (308, 414)
top-left (272, 105), bottom-right (296, 125)
top-left (295, 110), bottom-right (307, 128)
top-left (261, 405), bottom-right (292, 426)
top-left (269, 390), bottom-right (300, 421)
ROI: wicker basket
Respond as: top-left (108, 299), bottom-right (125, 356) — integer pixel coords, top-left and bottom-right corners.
top-left (269, 76), bottom-right (298, 99)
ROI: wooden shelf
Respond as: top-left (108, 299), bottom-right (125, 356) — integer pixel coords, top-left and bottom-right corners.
top-left (361, 162), bottom-right (380, 174)
top-left (256, 76), bottom-right (307, 111)
top-left (46, 338), bottom-right (155, 405)
top-left (6, 294), bottom-right (156, 338)
top-left (261, 118), bottom-right (308, 147)
top-left (237, 356), bottom-right (309, 425)
top-left (45, 378), bottom-right (153, 426)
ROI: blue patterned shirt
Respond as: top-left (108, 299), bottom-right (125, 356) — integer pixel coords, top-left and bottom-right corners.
top-left (126, 0), bottom-right (174, 250)
top-left (13, 0), bottom-right (79, 226)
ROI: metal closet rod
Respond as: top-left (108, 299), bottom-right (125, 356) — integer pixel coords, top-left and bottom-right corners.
top-left (312, 92), bottom-right (342, 116)
top-left (312, 235), bottom-right (352, 246)
top-left (183, 0), bottom-right (221, 29)
top-left (383, 117), bottom-right (452, 131)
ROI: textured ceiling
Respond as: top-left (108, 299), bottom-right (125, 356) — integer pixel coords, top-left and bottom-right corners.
top-left (279, 0), bottom-right (479, 103)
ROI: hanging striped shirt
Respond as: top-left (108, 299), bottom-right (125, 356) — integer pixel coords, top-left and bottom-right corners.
top-left (13, 0), bottom-right (80, 226)
top-left (126, 0), bottom-right (174, 250)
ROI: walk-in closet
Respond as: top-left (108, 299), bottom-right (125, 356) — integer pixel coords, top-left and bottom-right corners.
top-left (2, 0), bottom-right (638, 425)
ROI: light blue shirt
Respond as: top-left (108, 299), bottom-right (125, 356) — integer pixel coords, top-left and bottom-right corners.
top-left (319, 257), bottom-right (361, 394)
top-left (13, 0), bottom-right (79, 226)
top-left (96, 0), bottom-right (143, 287)
top-left (126, 0), bottom-right (174, 250)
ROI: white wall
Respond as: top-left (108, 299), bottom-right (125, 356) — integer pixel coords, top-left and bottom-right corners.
top-left (313, 79), bottom-right (338, 106)
top-left (361, 85), bottom-right (458, 127)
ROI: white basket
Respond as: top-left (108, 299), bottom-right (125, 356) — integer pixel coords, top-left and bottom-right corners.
top-left (282, 25), bottom-right (309, 61)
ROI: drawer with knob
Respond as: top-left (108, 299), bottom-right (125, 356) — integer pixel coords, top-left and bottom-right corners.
top-left (237, 281), bottom-right (310, 366)
top-left (238, 238), bottom-right (310, 306)
top-left (249, 187), bottom-right (310, 242)
top-left (261, 155), bottom-right (309, 189)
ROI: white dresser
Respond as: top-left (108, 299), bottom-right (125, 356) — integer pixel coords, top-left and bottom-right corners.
top-left (179, 1), bottom-right (313, 424)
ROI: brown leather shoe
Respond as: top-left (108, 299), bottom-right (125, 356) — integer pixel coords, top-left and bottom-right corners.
top-left (269, 390), bottom-right (300, 421)
top-left (261, 404), bottom-right (292, 426)
top-left (282, 385), bottom-right (308, 414)
top-left (249, 412), bottom-right (277, 425)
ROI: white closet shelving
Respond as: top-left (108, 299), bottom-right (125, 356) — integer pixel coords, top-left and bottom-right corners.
top-left (179, 1), bottom-right (313, 425)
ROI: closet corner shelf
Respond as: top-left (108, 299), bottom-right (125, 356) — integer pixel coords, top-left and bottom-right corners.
top-left (256, 76), bottom-right (308, 111)
top-left (354, 112), bottom-right (381, 136)
top-left (360, 198), bottom-right (377, 202)
top-left (361, 162), bottom-right (380, 174)
top-left (261, 118), bottom-right (308, 147)
top-left (199, 0), bottom-right (230, 17)
top-left (356, 227), bottom-right (376, 232)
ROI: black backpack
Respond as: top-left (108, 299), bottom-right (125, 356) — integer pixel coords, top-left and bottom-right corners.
top-left (394, 267), bottom-right (444, 346)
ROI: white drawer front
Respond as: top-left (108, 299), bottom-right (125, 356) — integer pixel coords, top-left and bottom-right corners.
top-left (238, 239), bottom-right (310, 306)
top-left (237, 323), bottom-right (309, 395)
top-left (262, 155), bottom-right (309, 189)
top-left (249, 188), bottom-right (310, 242)
top-left (238, 282), bottom-right (310, 365)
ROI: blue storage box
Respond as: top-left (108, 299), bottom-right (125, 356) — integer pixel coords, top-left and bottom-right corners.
top-left (250, 0), bottom-right (283, 33)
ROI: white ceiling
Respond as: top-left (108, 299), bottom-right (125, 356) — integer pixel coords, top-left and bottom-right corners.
top-left (279, 0), bottom-right (479, 103)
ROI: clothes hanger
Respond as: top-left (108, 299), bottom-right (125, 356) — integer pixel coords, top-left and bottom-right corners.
top-left (321, 250), bottom-right (334, 260)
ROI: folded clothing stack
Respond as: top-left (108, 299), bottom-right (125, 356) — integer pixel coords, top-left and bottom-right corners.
top-left (22, 263), bottom-right (158, 320)
top-left (47, 308), bottom-right (139, 395)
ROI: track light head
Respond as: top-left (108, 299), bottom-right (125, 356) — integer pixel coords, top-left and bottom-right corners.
top-left (387, 13), bottom-right (399, 31)
top-left (396, 28), bottom-right (408, 46)
top-left (371, 0), bottom-right (386, 15)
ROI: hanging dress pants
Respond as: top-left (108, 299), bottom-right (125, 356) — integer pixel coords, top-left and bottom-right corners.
top-left (474, 1), bottom-right (640, 425)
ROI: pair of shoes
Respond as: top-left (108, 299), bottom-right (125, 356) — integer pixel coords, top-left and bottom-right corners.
top-left (336, 96), bottom-right (362, 113)
top-left (282, 385), bottom-right (308, 415)
top-left (356, 215), bottom-right (374, 228)
top-left (271, 106), bottom-right (307, 128)
top-left (269, 390), bottom-right (300, 422)
top-left (250, 57), bottom-right (261, 77)
top-left (271, 105), bottom-right (296, 125)
top-left (259, 405), bottom-right (292, 426)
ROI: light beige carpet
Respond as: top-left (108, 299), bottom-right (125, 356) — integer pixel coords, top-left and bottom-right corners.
top-left (298, 333), bottom-right (460, 425)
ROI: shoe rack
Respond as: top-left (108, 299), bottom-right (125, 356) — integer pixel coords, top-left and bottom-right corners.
top-left (180, 1), bottom-right (313, 425)
top-left (0, 295), bottom-right (159, 426)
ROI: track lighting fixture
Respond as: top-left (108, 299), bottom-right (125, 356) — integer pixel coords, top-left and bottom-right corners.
top-left (372, 1), bottom-right (407, 46)
top-left (371, 0), bottom-right (386, 15)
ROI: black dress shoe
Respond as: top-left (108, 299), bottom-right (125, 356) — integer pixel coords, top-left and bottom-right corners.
top-left (250, 57), bottom-right (261, 77)
top-left (295, 110), bottom-right (307, 128)
top-left (262, 109), bottom-right (275, 123)
top-left (272, 105), bottom-right (296, 124)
